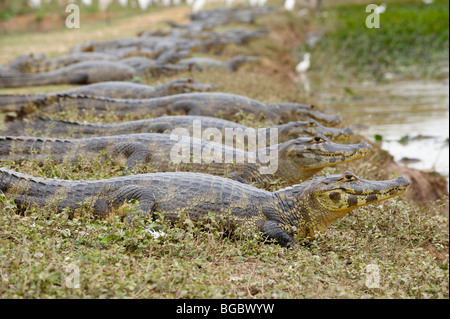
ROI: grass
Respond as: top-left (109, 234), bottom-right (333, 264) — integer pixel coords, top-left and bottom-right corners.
top-left (304, 0), bottom-right (449, 82)
top-left (0, 1), bottom-right (448, 298)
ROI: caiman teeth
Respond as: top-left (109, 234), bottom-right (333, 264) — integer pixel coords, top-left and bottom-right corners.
top-left (314, 148), bottom-right (370, 158)
top-left (344, 185), bottom-right (407, 196)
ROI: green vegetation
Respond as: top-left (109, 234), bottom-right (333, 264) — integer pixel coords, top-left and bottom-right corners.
top-left (305, 0), bottom-right (449, 80)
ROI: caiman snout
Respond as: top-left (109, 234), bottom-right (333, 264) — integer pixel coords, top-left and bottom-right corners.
top-left (343, 127), bottom-right (354, 135)
top-left (357, 141), bottom-right (373, 154)
top-left (387, 176), bottom-right (410, 193)
top-left (396, 176), bottom-right (410, 187)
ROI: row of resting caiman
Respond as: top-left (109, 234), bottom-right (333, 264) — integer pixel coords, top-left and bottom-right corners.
top-left (0, 24), bottom-right (266, 87)
top-left (0, 4), bottom-right (410, 247)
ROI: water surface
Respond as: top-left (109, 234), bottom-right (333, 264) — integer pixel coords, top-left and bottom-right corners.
top-left (316, 78), bottom-right (449, 180)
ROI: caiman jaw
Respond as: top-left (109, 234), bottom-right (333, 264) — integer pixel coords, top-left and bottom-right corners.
top-left (314, 172), bottom-right (410, 213)
top-left (299, 110), bottom-right (341, 127)
top-left (329, 127), bottom-right (354, 141)
top-left (173, 78), bottom-right (218, 93)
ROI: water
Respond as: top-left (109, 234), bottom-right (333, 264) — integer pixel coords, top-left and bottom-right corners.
top-left (316, 78), bottom-right (449, 181)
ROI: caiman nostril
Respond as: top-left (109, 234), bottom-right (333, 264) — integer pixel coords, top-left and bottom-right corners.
top-left (343, 127), bottom-right (354, 134)
top-left (396, 177), bottom-right (411, 188)
top-left (363, 142), bottom-right (373, 150)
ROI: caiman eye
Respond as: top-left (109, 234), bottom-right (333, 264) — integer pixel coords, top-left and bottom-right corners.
top-left (187, 78), bottom-right (193, 83)
top-left (343, 174), bottom-right (356, 181)
top-left (313, 136), bottom-right (325, 143)
top-left (307, 121), bottom-right (317, 127)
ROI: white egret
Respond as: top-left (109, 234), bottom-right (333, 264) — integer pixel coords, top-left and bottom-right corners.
top-left (98, 0), bottom-right (113, 12)
top-left (295, 52), bottom-right (310, 74)
top-left (192, 0), bottom-right (205, 13)
top-left (296, 53), bottom-right (311, 93)
top-left (284, 0), bottom-right (295, 11)
top-left (29, 0), bottom-right (42, 8)
top-left (137, 0), bottom-right (151, 9)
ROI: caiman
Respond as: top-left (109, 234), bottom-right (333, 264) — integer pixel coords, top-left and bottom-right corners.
top-left (3, 45), bottom-right (190, 75)
top-left (0, 167), bottom-right (410, 247)
top-left (179, 55), bottom-right (259, 72)
top-left (26, 92), bottom-right (341, 126)
top-left (0, 66), bottom-right (19, 76)
top-left (14, 50), bottom-right (179, 74)
top-left (14, 52), bottom-right (117, 73)
top-left (1, 116), bottom-right (353, 143)
top-left (119, 56), bottom-right (190, 75)
top-left (0, 60), bottom-right (189, 88)
top-left (187, 5), bottom-right (272, 28)
top-left (0, 134), bottom-right (372, 185)
top-left (4, 53), bottom-right (46, 74)
top-left (0, 79), bottom-right (218, 114)
top-left (0, 61), bottom-right (135, 88)
top-left (139, 27), bottom-right (268, 53)
top-left (70, 36), bottom-right (200, 56)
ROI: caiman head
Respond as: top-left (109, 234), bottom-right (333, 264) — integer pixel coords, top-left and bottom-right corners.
top-left (8, 53), bottom-right (46, 73)
top-left (278, 135), bottom-right (372, 177)
top-left (277, 120), bottom-right (353, 142)
top-left (275, 171), bottom-right (410, 239)
top-left (166, 78), bottom-right (219, 94)
top-left (272, 103), bottom-right (342, 126)
top-left (229, 55), bottom-right (259, 71)
top-left (312, 171), bottom-right (410, 215)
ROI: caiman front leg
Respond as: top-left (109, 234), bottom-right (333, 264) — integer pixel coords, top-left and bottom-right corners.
top-left (111, 142), bottom-right (149, 174)
top-left (226, 171), bottom-right (252, 184)
top-left (69, 71), bottom-right (89, 84)
top-left (261, 220), bottom-right (297, 247)
top-left (167, 100), bottom-right (202, 115)
top-left (146, 122), bottom-right (172, 134)
top-left (110, 185), bottom-right (157, 226)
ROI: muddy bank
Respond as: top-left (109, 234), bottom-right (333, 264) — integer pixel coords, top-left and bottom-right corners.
top-left (372, 144), bottom-right (449, 215)
top-left (336, 132), bottom-right (448, 213)
top-left (388, 160), bottom-right (449, 215)
top-left (387, 161), bottom-right (448, 204)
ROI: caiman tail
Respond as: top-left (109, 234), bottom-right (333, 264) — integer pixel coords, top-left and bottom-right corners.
top-left (0, 74), bottom-right (63, 88)
top-left (0, 94), bottom-right (48, 113)
top-left (0, 167), bottom-right (67, 209)
top-left (0, 136), bottom-right (49, 160)
top-left (0, 61), bottom-right (135, 88)
top-left (0, 166), bottom-right (38, 194)
top-left (0, 116), bottom-right (87, 136)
